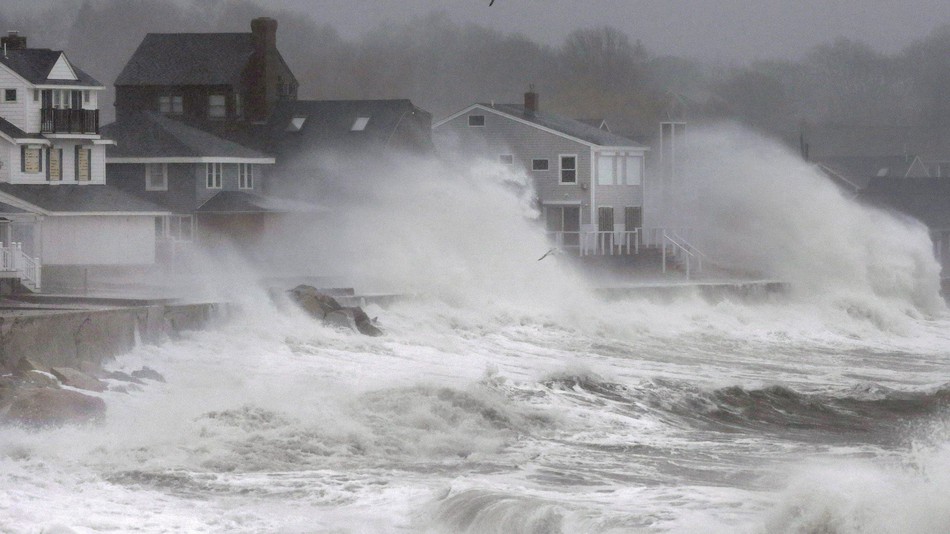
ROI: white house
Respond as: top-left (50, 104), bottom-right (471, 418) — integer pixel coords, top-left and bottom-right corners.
top-left (434, 90), bottom-right (649, 255)
top-left (0, 31), bottom-right (167, 292)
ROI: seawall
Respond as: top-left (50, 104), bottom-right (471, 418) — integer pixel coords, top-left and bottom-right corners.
top-left (0, 302), bottom-right (222, 373)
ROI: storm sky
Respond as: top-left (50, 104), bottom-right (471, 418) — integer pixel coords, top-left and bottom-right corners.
top-left (260, 0), bottom-right (950, 63)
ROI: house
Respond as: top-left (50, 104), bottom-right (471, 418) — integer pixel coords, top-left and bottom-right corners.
top-left (433, 90), bottom-right (648, 255)
top-left (111, 18), bottom-right (432, 206)
top-left (114, 17), bottom-right (297, 124)
top-left (101, 111), bottom-right (282, 261)
top-left (0, 31), bottom-right (167, 292)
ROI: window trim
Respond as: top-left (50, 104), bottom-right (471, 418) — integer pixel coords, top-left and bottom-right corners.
top-left (145, 162), bottom-right (168, 191)
top-left (4, 89), bottom-right (16, 102)
top-left (468, 114), bottom-right (485, 127)
top-left (532, 158), bottom-right (549, 171)
top-left (559, 154), bottom-right (578, 184)
top-left (238, 163), bottom-right (254, 189)
top-left (206, 162), bottom-right (222, 189)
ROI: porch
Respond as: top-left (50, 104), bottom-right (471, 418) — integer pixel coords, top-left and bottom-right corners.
top-left (545, 228), bottom-right (707, 279)
top-left (0, 242), bottom-right (41, 291)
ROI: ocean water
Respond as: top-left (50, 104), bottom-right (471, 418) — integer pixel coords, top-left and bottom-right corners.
top-left (3, 127), bottom-right (950, 533)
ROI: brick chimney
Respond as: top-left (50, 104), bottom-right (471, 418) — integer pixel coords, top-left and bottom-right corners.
top-left (524, 85), bottom-right (539, 115)
top-left (1, 31), bottom-right (26, 51)
top-left (247, 17), bottom-right (279, 122)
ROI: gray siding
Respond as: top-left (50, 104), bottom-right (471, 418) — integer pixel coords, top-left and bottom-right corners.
top-left (434, 107), bottom-right (645, 230)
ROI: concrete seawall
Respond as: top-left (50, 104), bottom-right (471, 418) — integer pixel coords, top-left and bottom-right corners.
top-left (0, 302), bottom-right (221, 373)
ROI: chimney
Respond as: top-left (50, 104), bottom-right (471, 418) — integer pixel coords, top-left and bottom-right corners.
top-left (524, 85), bottom-right (539, 115)
top-left (1, 31), bottom-right (26, 51)
top-left (248, 17), bottom-right (279, 122)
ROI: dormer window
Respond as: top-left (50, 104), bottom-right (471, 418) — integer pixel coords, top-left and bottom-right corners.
top-left (351, 117), bottom-right (370, 131)
top-left (4, 89), bottom-right (16, 102)
top-left (208, 95), bottom-right (226, 119)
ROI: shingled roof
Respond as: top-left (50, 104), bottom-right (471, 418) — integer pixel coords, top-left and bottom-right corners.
top-left (102, 112), bottom-right (273, 161)
top-left (0, 49), bottom-right (101, 86)
top-left (0, 117), bottom-right (45, 142)
top-left (114, 33), bottom-right (255, 86)
top-left (196, 190), bottom-right (286, 214)
top-left (440, 104), bottom-right (643, 148)
top-left (0, 183), bottom-right (167, 214)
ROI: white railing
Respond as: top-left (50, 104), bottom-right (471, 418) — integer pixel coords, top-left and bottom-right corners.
top-left (1, 242), bottom-right (41, 290)
top-left (546, 230), bottom-right (640, 256)
top-left (661, 231), bottom-right (704, 279)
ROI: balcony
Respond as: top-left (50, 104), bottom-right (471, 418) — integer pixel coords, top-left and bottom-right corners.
top-left (40, 108), bottom-right (99, 134)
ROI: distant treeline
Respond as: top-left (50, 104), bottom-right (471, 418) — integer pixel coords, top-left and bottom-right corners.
top-left (5, 0), bottom-right (950, 145)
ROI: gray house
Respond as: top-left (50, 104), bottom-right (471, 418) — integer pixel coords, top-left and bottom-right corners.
top-left (433, 91), bottom-right (648, 254)
top-left (101, 111), bottom-right (282, 261)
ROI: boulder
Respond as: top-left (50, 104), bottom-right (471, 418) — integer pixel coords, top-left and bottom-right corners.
top-left (104, 370), bottom-right (146, 385)
top-left (131, 366), bottom-right (166, 383)
top-left (22, 370), bottom-right (60, 389)
top-left (15, 357), bottom-right (46, 376)
top-left (3, 387), bottom-right (106, 427)
top-left (50, 367), bottom-right (107, 393)
top-left (288, 285), bottom-right (383, 336)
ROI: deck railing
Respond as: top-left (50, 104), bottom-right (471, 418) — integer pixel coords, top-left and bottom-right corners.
top-left (40, 108), bottom-right (99, 134)
top-left (1, 242), bottom-right (41, 290)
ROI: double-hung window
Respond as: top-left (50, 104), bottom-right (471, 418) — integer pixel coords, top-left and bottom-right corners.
top-left (159, 95), bottom-right (183, 115)
top-left (206, 163), bottom-right (222, 188)
top-left (146, 163), bottom-right (167, 191)
top-left (532, 159), bottom-right (549, 171)
top-left (208, 95), bottom-right (226, 118)
top-left (238, 164), bottom-right (253, 189)
top-left (559, 155), bottom-right (577, 184)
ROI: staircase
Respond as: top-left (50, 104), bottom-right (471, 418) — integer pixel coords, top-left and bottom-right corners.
top-left (549, 228), bottom-right (707, 279)
top-left (0, 242), bottom-right (41, 292)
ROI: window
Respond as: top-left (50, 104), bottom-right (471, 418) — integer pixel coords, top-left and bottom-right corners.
top-left (159, 95), bottom-right (182, 115)
top-left (238, 164), bottom-right (253, 189)
top-left (146, 163), bottom-right (167, 191)
top-left (597, 154), bottom-right (616, 185)
top-left (625, 155), bottom-right (642, 185)
top-left (208, 95), bottom-right (226, 118)
top-left (21, 146), bottom-right (42, 174)
top-left (532, 159), bottom-right (549, 171)
top-left (499, 154), bottom-right (514, 165)
top-left (163, 215), bottom-right (193, 241)
top-left (468, 115), bottom-right (485, 127)
top-left (559, 155), bottom-right (577, 183)
top-left (351, 117), bottom-right (370, 131)
top-left (33, 89), bottom-right (38, 102)
top-left (206, 163), bottom-right (222, 188)
top-left (83, 90), bottom-right (90, 103)
top-left (624, 207), bottom-right (642, 230)
top-left (75, 147), bottom-right (91, 181)
top-left (47, 148), bottom-right (62, 181)
top-left (598, 207), bottom-right (614, 232)
top-left (4, 89), bottom-right (16, 102)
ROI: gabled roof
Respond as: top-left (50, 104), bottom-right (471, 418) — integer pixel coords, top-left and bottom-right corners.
top-left (196, 190), bottom-right (286, 214)
top-left (816, 155), bottom-right (930, 192)
top-left (435, 104), bottom-right (644, 148)
top-left (0, 117), bottom-right (45, 143)
top-left (115, 33), bottom-right (255, 86)
top-left (0, 183), bottom-right (168, 215)
top-left (859, 177), bottom-right (950, 230)
top-left (102, 112), bottom-right (273, 162)
top-left (0, 49), bottom-right (101, 86)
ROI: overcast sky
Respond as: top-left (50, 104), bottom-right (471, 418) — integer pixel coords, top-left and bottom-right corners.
top-left (260, 0), bottom-right (950, 63)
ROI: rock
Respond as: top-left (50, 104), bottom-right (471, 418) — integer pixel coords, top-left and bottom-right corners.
top-left (50, 367), bottom-right (107, 393)
top-left (22, 370), bottom-right (60, 389)
top-left (104, 370), bottom-right (145, 385)
top-left (109, 383), bottom-right (142, 394)
top-left (288, 285), bottom-right (383, 336)
top-left (131, 366), bottom-right (165, 383)
top-left (3, 387), bottom-right (106, 427)
top-left (15, 357), bottom-right (46, 376)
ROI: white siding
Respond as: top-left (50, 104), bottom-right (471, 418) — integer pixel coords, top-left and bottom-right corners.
top-left (82, 90), bottom-right (98, 111)
top-left (8, 143), bottom-right (48, 184)
top-left (42, 215), bottom-right (155, 265)
top-left (0, 65), bottom-right (29, 131)
top-left (24, 86), bottom-right (40, 132)
top-left (46, 54), bottom-right (78, 81)
top-left (0, 143), bottom-right (11, 182)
